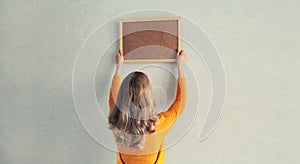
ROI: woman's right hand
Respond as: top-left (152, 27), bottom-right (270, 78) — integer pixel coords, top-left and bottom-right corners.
top-left (116, 50), bottom-right (124, 66)
top-left (176, 50), bottom-right (187, 77)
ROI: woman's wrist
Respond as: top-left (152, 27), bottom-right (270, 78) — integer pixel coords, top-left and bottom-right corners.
top-left (178, 66), bottom-right (184, 77)
top-left (115, 65), bottom-right (122, 75)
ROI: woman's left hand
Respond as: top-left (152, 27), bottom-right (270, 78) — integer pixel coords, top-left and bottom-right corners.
top-left (115, 50), bottom-right (124, 75)
top-left (116, 50), bottom-right (124, 66)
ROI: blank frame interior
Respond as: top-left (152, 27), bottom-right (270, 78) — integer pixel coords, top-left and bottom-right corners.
top-left (120, 17), bottom-right (181, 62)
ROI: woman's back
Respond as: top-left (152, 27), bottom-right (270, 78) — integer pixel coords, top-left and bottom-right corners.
top-left (109, 74), bottom-right (186, 164)
top-left (108, 50), bottom-right (187, 164)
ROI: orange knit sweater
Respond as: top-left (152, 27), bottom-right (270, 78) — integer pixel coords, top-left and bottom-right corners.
top-left (109, 75), bottom-right (186, 164)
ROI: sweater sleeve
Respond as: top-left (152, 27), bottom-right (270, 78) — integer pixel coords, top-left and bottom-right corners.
top-left (108, 75), bottom-right (120, 109)
top-left (158, 77), bottom-right (186, 128)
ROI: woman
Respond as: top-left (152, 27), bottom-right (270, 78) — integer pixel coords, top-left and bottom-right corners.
top-left (108, 50), bottom-right (187, 164)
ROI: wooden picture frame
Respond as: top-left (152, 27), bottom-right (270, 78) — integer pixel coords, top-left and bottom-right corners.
top-left (120, 17), bottom-right (181, 63)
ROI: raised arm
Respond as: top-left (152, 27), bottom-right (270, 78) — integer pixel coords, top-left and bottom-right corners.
top-left (109, 75), bottom-right (120, 109)
top-left (158, 50), bottom-right (187, 124)
top-left (108, 50), bottom-right (123, 109)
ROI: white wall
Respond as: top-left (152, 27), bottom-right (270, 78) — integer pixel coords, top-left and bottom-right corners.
top-left (1, 0), bottom-right (300, 163)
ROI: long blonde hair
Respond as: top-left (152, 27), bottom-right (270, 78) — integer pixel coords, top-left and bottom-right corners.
top-left (108, 71), bottom-right (158, 149)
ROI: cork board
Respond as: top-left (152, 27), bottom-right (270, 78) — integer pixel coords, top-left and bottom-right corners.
top-left (120, 17), bottom-right (181, 62)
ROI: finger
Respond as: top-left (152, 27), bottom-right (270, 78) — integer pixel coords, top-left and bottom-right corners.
top-left (181, 51), bottom-right (187, 60)
top-left (119, 50), bottom-right (123, 56)
top-left (179, 50), bottom-right (184, 56)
